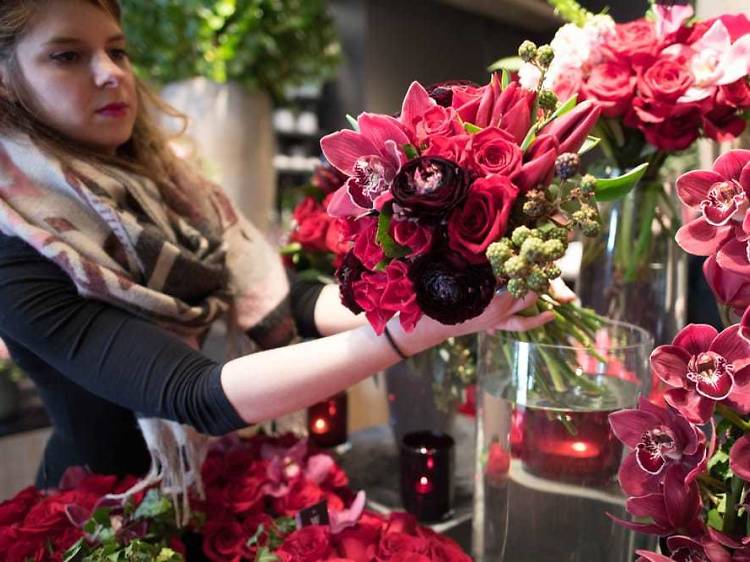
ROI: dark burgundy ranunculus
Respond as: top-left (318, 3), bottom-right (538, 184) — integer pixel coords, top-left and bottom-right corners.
top-left (426, 80), bottom-right (481, 108)
top-left (336, 251), bottom-right (366, 314)
top-left (391, 157), bottom-right (469, 218)
top-left (408, 251), bottom-right (496, 325)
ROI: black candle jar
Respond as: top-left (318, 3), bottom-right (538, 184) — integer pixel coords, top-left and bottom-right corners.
top-left (399, 431), bottom-right (455, 522)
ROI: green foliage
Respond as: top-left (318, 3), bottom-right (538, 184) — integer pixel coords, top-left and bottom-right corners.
top-left (121, 0), bottom-right (341, 100)
top-left (546, 0), bottom-right (592, 26)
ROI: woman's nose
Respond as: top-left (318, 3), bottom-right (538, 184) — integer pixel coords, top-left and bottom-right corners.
top-left (92, 52), bottom-right (125, 88)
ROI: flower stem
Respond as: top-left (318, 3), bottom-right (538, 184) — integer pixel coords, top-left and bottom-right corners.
top-left (723, 475), bottom-right (744, 535)
top-left (716, 404), bottom-right (750, 433)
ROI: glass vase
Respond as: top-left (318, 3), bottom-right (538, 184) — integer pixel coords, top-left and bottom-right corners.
top-left (472, 320), bottom-right (654, 562)
top-left (577, 175), bottom-right (687, 346)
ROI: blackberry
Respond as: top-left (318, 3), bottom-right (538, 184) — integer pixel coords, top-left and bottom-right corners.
top-left (518, 41), bottom-right (538, 63)
top-left (554, 153), bottom-right (581, 180)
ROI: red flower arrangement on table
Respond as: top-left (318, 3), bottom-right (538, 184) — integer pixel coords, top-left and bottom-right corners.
top-left (608, 150), bottom-right (750, 561)
top-left (0, 433), bottom-right (471, 562)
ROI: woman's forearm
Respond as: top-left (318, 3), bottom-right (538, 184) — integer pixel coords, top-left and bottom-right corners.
top-left (313, 283), bottom-right (369, 336)
top-left (220, 316), bottom-right (445, 424)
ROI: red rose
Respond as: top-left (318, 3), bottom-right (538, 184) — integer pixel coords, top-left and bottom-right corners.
top-left (383, 512), bottom-right (418, 536)
top-left (0, 486), bottom-right (41, 526)
top-left (273, 480), bottom-right (325, 516)
top-left (50, 527), bottom-right (84, 561)
top-left (703, 106), bottom-right (747, 142)
top-left (6, 535), bottom-right (46, 562)
top-left (637, 59), bottom-right (693, 103)
top-left (322, 463), bottom-right (349, 490)
top-left (375, 532), bottom-right (429, 560)
top-left (0, 525), bottom-right (19, 557)
top-left (202, 519), bottom-right (246, 562)
top-left (422, 134), bottom-right (470, 166)
top-left (388, 555), bottom-right (432, 562)
top-left (292, 197), bottom-right (330, 252)
top-left (424, 536), bottom-right (471, 562)
top-left (629, 101), bottom-right (701, 151)
top-left (412, 105), bottom-right (463, 143)
top-left (335, 523), bottom-right (381, 562)
top-left (19, 497), bottom-right (72, 536)
top-left (352, 260), bottom-right (422, 335)
top-left (352, 217), bottom-right (385, 271)
top-left (447, 175), bottom-right (518, 263)
top-left (277, 525), bottom-right (333, 562)
top-left (325, 216), bottom-right (353, 258)
top-left (390, 218), bottom-right (433, 258)
top-left (582, 62), bottom-right (636, 118)
top-left (603, 19), bottom-right (658, 66)
top-left (718, 79), bottom-right (750, 109)
top-left (468, 127), bottom-right (522, 177)
top-left (223, 467), bottom-right (268, 514)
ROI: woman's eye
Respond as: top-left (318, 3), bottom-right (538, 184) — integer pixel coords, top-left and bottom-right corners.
top-left (50, 51), bottom-right (79, 63)
top-left (110, 48), bottom-right (129, 61)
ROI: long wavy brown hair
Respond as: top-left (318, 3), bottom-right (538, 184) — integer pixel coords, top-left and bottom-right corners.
top-left (0, 0), bottom-right (187, 191)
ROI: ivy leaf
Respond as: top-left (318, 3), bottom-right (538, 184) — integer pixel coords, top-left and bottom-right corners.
top-left (548, 95), bottom-right (578, 121)
top-left (376, 210), bottom-right (410, 260)
top-left (520, 122), bottom-right (539, 152)
top-left (594, 163), bottom-right (649, 202)
top-left (708, 508), bottom-right (723, 530)
top-left (63, 538), bottom-right (85, 562)
top-left (247, 524), bottom-right (265, 548)
top-left (133, 490), bottom-right (173, 520)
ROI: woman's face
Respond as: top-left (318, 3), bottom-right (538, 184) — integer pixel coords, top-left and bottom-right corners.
top-left (9, 0), bottom-right (137, 153)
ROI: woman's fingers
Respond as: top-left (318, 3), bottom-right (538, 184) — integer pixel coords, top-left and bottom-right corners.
top-left (549, 278), bottom-right (577, 304)
top-left (505, 291), bottom-right (539, 316)
top-left (493, 311), bottom-right (554, 332)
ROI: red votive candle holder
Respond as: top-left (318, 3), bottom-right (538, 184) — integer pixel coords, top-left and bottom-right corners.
top-left (520, 405), bottom-right (623, 485)
top-left (399, 431), bottom-right (454, 522)
top-left (306, 391), bottom-right (348, 448)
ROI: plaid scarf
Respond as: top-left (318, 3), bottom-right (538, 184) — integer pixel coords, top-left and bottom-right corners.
top-left (0, 134), bottom-right (294, 522)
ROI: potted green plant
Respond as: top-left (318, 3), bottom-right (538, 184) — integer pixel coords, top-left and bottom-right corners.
top-left (122, 0), bottom-right (341, 231)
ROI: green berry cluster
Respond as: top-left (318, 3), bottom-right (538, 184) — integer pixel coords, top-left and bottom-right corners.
top-left (517, 41), bottom-right (555, 70)
top-left (487, 226), bottom-right (569, 298)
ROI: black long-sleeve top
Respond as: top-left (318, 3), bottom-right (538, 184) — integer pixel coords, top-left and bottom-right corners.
top-left (0, 233), bottom-right (323, 488)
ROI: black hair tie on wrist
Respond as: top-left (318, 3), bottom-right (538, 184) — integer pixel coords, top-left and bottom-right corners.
top-left (384, 325), bottom-right (409, 361)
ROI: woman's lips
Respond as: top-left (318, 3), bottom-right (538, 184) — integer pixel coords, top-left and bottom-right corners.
top-left (96, 102), bottom-right (129, 118)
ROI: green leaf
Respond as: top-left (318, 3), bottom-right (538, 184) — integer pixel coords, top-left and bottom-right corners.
top-left (255, 547), bottom-right (279, 562)
top-left (579, 136), bottom-right (600, 155)
top-left (92, 508), bottom-right (112, 527)
top-left (247, 523), bottom-right (265, 548)
top-left (133, 490), bottom-right (173, 520)
top-left (487, 55), bottom-right (523, 73)
top-left (708, 508), bottom-right (724, 530)
top-left (709, 449), bottom-right (730, 471)
top-left (402, 144), bottom-right (419, 160)
top-left (346, 114), bottom-right (359, 131)
top-left (501, 69), bottom-right (511, 90)
top-left (548, 94), bottom-right (578, 121)
top-left (376, 210), bottom-right (410, 259)
top-left (64, 539), bottom-right (86, 562)
top-left (463, 122), bottom-right (482, 134)
top-left (279, 242), bottom-right (302, 255)
top-left (520, 122), bottom-right (539, 152)
top-left (594, 163), bottom-right (649, 202)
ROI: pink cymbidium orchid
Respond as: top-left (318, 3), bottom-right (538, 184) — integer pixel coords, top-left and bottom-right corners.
top-left (650, 324), bottom-right (750, 423)
top-left (662, 19), bottom-right (750, 103)
top-left (675, 150), bottom-right (750, 272)
top-left (321, 112), bottom-right (410, 218)
top-left (654, 3), bottom-right (694, 38)
top-left (636, 535), bottom-right (731, 562)
top-left (609, 464), bottom-right (703, 536)
top-left (609, 397), bottom-right (706, 497)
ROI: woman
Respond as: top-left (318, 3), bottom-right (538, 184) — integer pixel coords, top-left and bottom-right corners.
top-left (0, 0), bottom-right (552, 495)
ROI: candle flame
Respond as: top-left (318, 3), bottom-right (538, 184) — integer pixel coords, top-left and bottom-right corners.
top-left (312, 417), bottom-right (329, 434)
top-left (571, 441), bottom-right (589, 453)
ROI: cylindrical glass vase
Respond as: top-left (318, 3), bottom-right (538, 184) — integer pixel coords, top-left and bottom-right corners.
top-left (473, 320), bottom-right (654, 562)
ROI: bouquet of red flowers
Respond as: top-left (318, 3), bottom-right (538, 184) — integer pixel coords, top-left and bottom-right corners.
top-left (320, 72), bottom-right (637, 337)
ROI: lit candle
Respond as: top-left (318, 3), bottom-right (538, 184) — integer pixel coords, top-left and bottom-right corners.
top-left (399, 431), bottom-right (454, 522)
top-left (520, 406), bottom-right (623, 484)
top-left (306, 392), bottom-right (347, 448)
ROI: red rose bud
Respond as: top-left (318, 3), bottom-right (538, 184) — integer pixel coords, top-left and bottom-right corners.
top-left (543, 100), bottom-right (602, 155)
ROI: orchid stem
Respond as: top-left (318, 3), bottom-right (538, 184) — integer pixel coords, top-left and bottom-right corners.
top-left (723, 475), bottom-right (744, 535)
top-left (697, 473), bottom-right (726, 494)
top-left (717, 404), bottom-right (750, 433)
